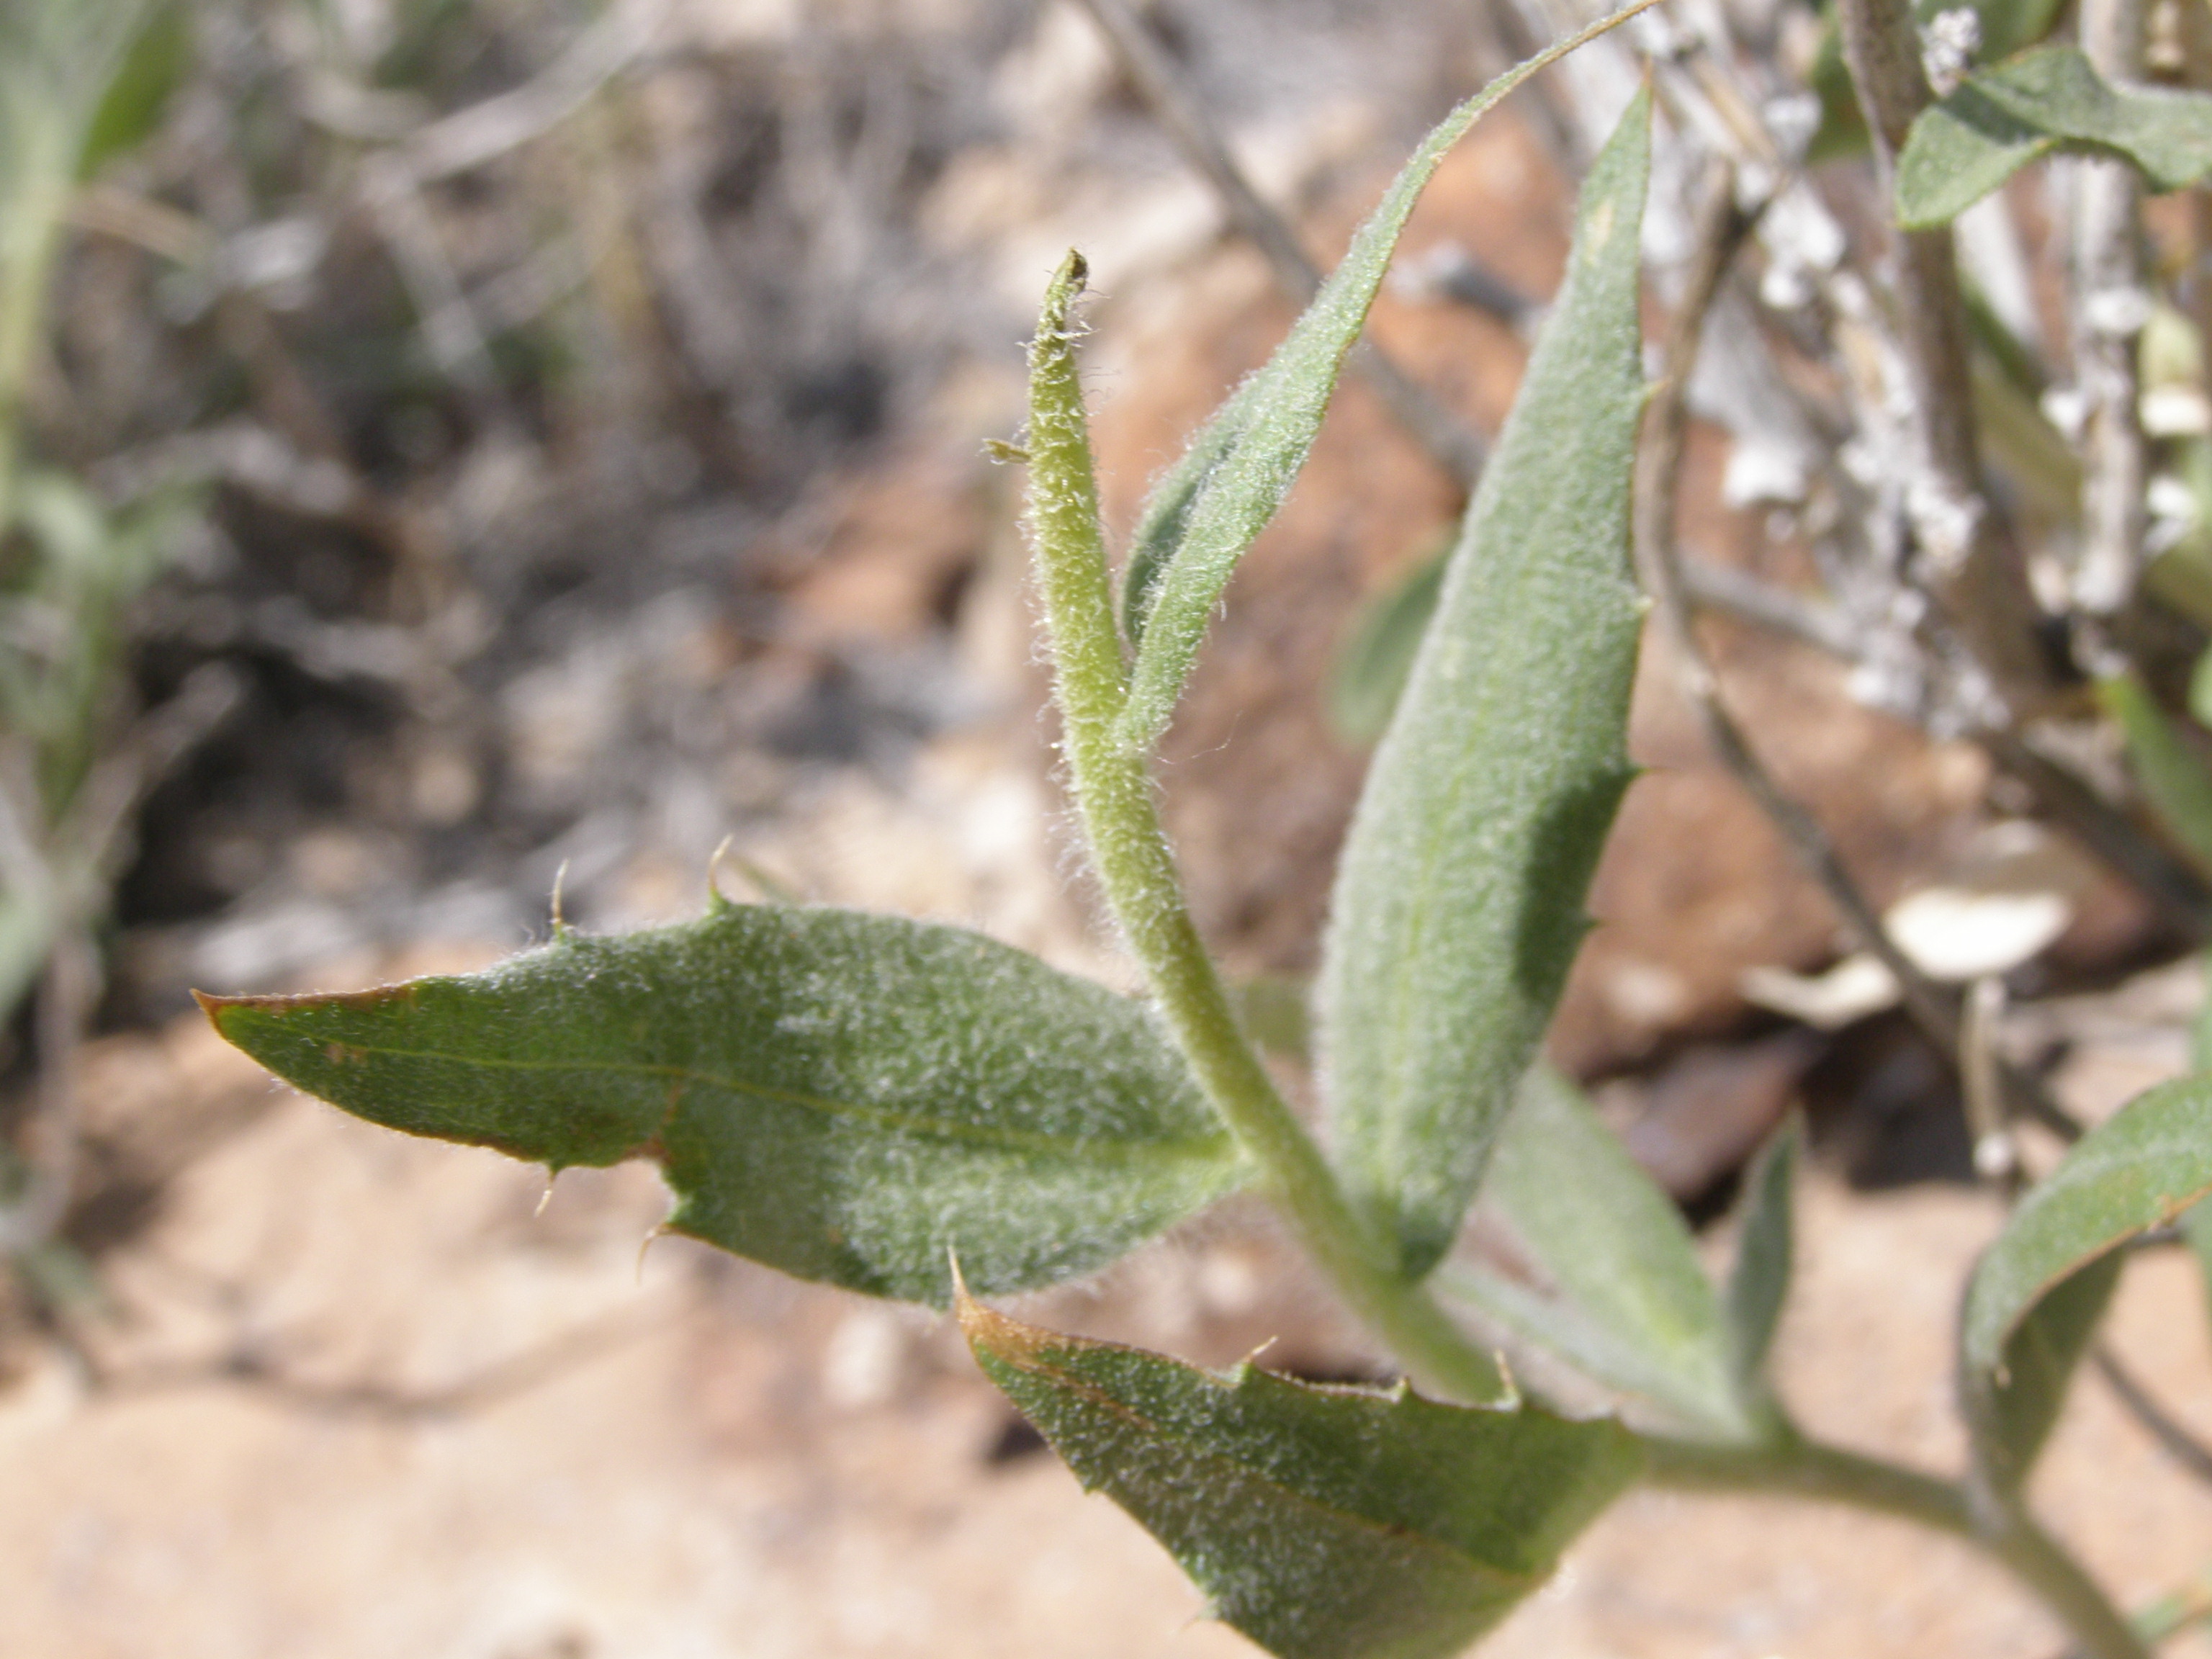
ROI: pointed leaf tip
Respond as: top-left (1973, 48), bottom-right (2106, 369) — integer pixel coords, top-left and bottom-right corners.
top-left (962, 1301), bottom-right (1642, 1659)
top-left (204, 905), bottom-right (1249, 1307)
top-left (1113, 3), bottom-right (1663, 742)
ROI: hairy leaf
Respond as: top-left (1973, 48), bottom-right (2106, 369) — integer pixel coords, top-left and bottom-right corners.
top-left (1724, 1120), bottom-right (1799, 1408)
top-left (1897, 48), bottom-right (2212, 230)
top-left (1449, 1066), bottom-right (1748, 1438)
top-left (1318, 91), bottom-right (1650, 1281)
top-left (960, 1293), bottom-right (1642, 1659)
top-left (201, 902), bottom-right (1247, 1307)
top-left (1326, 539), bottom-right (1447, 746)
top-left (1112, 0), bottom-right (1658, 751)
top-left (2099, 673), bottom-right (2212, 881)
top-left (1961, 1074), bottom-right (2212, 1483)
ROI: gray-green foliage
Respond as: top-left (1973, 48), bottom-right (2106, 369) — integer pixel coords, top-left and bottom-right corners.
top-left (2098, 673), bottom-right (2212, 882)
top-left (961, 1291), bottom-right (1644, 1659)
top-left (1326, 539), bottom-right (1447, 746)
top-left (1724, 1121), bottom-right (1799, 1410)
top-left (1318, 89), bottom-right (1650, 1282)
top-left (203, 902), bottom-right (1249, 1306)
top-left (1896, 48), bottom-right (2212, 229)
top-left (1112, 4), bottom-right (1653, 752)
top-left (1804, 0), bottom-right (2067, 162)
top-left (0, 0), bottom-right (196, 1033)
top-left (1961, 1076), bottom-right (2212, 1487)
top-left (1447, 1066), bottom-right (1754, 1440)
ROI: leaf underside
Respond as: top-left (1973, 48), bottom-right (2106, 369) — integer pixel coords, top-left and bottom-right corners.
top-left (1318, 90), bottom-right (1653, 1282)
top-left (202, 902), bottom-right (1249, 1307)
top-left (1724, 1119), bottom-right (1800, 1407)
top-left (961, 1294), bottom-right (1643, 1659)
top-left (1896, 47), bottom-right (2212, 229)
top-left (1960, 1074), bottom-right (2212, 1485)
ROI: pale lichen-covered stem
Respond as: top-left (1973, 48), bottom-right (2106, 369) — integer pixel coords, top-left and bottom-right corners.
top-left (1644, 1433), bottom-right (2150, 1659)
top-left (1024, 253), bottom-right (1507, 1405)
top-left (1834, 0), bottom-right (2054, 712)
top-left (2073, 0), bottom-right (2149, 619)
top-left (1637, 171), bottom-right (2084, 1143)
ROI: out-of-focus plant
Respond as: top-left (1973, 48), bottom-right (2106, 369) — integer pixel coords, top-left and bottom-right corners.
top-left (196, 0), bottom-right (2212, 1652)
top-left (0, 0), bottom-right (220, 1264)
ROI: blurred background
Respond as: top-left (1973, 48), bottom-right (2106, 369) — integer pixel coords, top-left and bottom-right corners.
top-left (6, 0), bottom-right (2212, 1653)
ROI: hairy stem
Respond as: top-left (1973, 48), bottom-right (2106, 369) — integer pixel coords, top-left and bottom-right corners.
top-left (1022, 252), bottom-right (1506, 1405)
top-left (1644, 1432), bottom-right (2152, 1659)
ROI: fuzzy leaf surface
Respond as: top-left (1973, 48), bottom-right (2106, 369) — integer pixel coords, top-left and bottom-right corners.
top-left (1317, 92), bottom-right (1650, 1281)
top-left (1897, 48), bottom-right (2212, 229)
top-left (1451, 1066), bottom-right (1747, 1437)
top-left (1112, 1), bottom-right (1655, 750)
top-left (1961, 1074), bottom-right (2212, 1483)
top-left (201, 903), bottom-right (1246, 1307)
top-left (960, 1294), bottom-right (1642, 1659)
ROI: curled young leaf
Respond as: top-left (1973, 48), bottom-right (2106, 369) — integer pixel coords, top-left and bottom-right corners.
top-left (201, 903), bottom-right (1248, 1307)
top-left (1961, 1074), bottom-right (2212, 1486)
top-left (1318, 90), bottom-right (1651, 1282)
top-left (1896, 48), bottom-right (2212, 230)
top-left (960, 1293), bottom-right (1643, 1659)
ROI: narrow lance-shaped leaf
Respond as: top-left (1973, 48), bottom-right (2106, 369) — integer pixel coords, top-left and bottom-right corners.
top-left (2098, 672), bottom-right (2212, 882)
top-left (1724, 1119), bottom-right (1799, 1412)
top-left (1326, 537), bottom-right (1449, 746)
top-left (1960, 1074), bottom-right (2212, 1487)
top-left (201, 902), bottom-right (1248, 1308)
top-left (1897, 48), bottom-right (2212, 230)
top-left (1112, 0), bottom-right (1660, 752)
top-left (960, 1292), bottom-right (1643, 1659)
top-left (1446, 1064), bottom-right (1750, 1439)
top-left (1318, 91), bottom-right (1652, 1282)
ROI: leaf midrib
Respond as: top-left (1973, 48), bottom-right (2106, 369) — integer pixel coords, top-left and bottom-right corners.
top-left (298, 1035), bottom-right (1238, 1164)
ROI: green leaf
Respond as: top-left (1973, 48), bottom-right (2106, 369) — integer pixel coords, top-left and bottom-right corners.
top-left (1897, 48), bottom-right (2212, 230)
top-left (1965, 1253), bottom-right (2123, 1491)
top-left (2098, 672), bottom-right (2212, 881)
top-left (1317, 91), bottom-right (1651, 1282)
top-left (1446, 1066), bottom-right (1749, 1439)
top-left (1960, 1074), bottom-right (2212, 1485)
top-left (1231, 974), bottom-right (1313, 1067)
top-left (1111, 0), bottom-right (1658, 752)
top-left (1724, 1119), bottom-right (1799, 1408)
top-left (199, 902), bottom-right (1248, 1308)
top-left (1804, 0), bottom-right (2067, 163)
top-left (1326, 539), bottom-right (1447, 746)
top-left (959, 1292), bottom-right (1643, 1659)
top-left (77, 1), bottom-right (188, 179)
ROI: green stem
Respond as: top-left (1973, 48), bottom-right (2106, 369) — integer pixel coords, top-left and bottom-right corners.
top-left (1644, 1433), bottom-right (2152, 1659)
top-left (1023, 251), bottom-right (1506, 1406)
